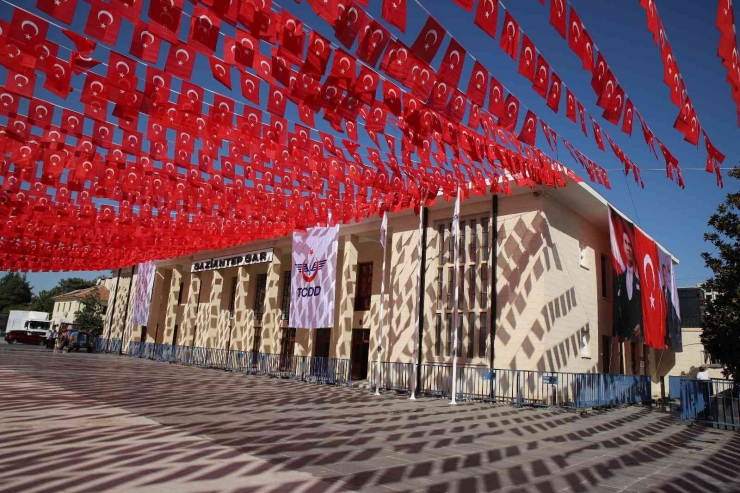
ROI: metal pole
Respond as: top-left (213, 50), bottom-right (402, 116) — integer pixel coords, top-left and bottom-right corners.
top-left (489, 195), bottom-right (498, 401)
top-left (119, 265), bottom-right (136, 355)
top-left (375, 215), bottom-right (388, 396)
top-left (410, 206), bottom-right (424, 400)
top-left (451, 189), bottom-right (461, 405)
top-left (105, 268), bottom-right (122, 341)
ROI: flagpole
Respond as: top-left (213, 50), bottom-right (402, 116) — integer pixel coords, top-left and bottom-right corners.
top-left (375, 213), bottom-right (388, 396)
top-left (410, 205), bottom-right (424, 400)
top-left (451, 189), bottom-right (461, 405)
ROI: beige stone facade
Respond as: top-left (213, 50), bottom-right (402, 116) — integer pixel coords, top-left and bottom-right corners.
top-left (105, 182), bottom-right (711, 396)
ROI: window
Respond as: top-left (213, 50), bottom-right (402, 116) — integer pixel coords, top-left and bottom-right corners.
top-left (457, 315), bottom-right (463, 357)
top-left (435, 215), bottom-right (493, 361)
top-left (228, 276), bottom-right (238, 313)
top-left (253, 274), bottom-right (267, 321)
top-left (435, 314), bottom-right (442, 356)
top-left (579, 242), bottom-right (588, 269)
top-left (281, 271), bottom-right (291, 320)
top-left (479, 314), bottom-right (487, 358)
top-left (177, 281), bottom-right (184, 305)
top-left (354, 262), bottom-right (373, 311)
top-left (467, 313), bottom-right (475, 358)
top-left (600, 255), bottom-right (609, 299)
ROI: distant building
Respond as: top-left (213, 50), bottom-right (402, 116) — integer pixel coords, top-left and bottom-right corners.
top-left (51, 284), bottom-right (110, 329)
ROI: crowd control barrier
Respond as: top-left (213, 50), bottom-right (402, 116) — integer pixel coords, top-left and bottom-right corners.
top-left (679, 378), bottom-right (739, 431)
top-left (370, 361), bottom-right (652, 410)
top-left (106, 340), bottom-right (352, 387)
top-left (94, 338), bottom-right (122, 354)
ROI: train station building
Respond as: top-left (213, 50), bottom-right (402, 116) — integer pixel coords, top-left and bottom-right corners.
top-left (104, 180), bottom-right (698, 394)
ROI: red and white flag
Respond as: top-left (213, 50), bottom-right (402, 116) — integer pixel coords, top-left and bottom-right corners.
top-left (291, 225), bottom-right (339, 328)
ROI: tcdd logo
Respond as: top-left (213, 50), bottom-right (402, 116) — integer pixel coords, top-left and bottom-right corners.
top-left (295, 249), bottom-right (326, 297)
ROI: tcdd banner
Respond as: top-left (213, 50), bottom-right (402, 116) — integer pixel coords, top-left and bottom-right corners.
top-left (133, 261), bottom-right (156, 326)
top-left (290, 225), bottom-right (339, 329)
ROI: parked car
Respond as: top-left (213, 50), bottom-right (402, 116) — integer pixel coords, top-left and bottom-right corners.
top-left (4, 327), bottom-right (47, 345)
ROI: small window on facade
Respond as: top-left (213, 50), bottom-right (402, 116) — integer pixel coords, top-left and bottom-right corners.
top-left (460, 221), bottom-right (466, 264)
top-left (480, 266), bottom-right (488, 309)
top-left (482, 217), bottom-right (490, 260)
top-left (445, 313), bottom-right (452, 356)
top-left (177, 281), bottom-right (184, 305)
top-left (253, 274), bottom-right (268, 319)
top-left (468, 268), bottom-right (476, 309)
top-left (479, 314), bottom-right (488, 358)
top-left (579, 242), bottom-right (588, 269)
top-left (435, 315), bottom-right (442, 356)
top-left (437, 269), bottom-right (444, 311)
top-left (439, 224), bottom-right (446, 265)
top-left (281, 271), bottom-right (291, 320)
top-left (467, 313), bottom-right (475, 358)
top-left (469, 220), bottom-right (477, 264)
top-left (600, 255), bottom-right (609, 299)
top-left (458, 265), bottom-right (464, 310)
top-left (456, 315), bottom-right (463, 357)
top-left (354, 262), bottom-right (373, 311)
top-left (228, 276), bottom-right (238, 313)
top-left (447, 266), bottom-right (454, 310)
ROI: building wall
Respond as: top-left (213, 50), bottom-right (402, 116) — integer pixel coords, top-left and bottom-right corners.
top-left (108, 192), bottom-right (703, 395)
top-left (51, 299), bottom-right (83, 326)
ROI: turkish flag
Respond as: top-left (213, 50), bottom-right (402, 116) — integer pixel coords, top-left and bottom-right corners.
top-left (37, 0), bottom-right (78, 24)
top-left (189, 6), bottom-right (220, 54)
top-left (474, 0), bottom-right (498, 38)
top-left (577, 100), bottom-right (587, 136)
top-left (466, 61), bottom-right (488, 107)
top-left (382, 79), bottom-right (402, 116)
top-left (602, 84), bottom-right (625, 125)
top-left (590, 117), bottom-right (605, 151)
top-left (411, 16), bottom-right (445, 64)
top-left (591, 53), bottom-right (608, 99)
top-left (334, 2), bottom-right (367, 49)
top-left (499, 93), bottom-right (520, 131)
top-left (382, 0), bottom-right (407, 32)
top-left (85, 0), bottom-right (123, 45)
top-left (517, 110), bottom-right (538, 146)
top-left (279, 11), bottom-right (305, 63)
top-left (499, 10), bottom-right (520, 60)
top-left (633, 228), bottom-right (664, 349)
top-left (622, 97), bottom-right (634, 135)
top-left (353, 66), bottom-right (379, 105)
top-left (303, 31), bottom-right (332, 77)
top-left (533, 55), bottom-right (550, 98)
top-left (6, 70), bottom-right (36, 99)
top-left (518, 35), bottom-right (536, 82)
top-left (62, 30), bottom-right (96, 55)
top-left (42, 58), bottom-right (72, 99)
top-left (240, 71), bottom-right (261, 105)
top-left (210, 57), bottom-right (232, 90)
top-left (129, 22), bottom-right (162, 63)
top-left (550, 0), bottom-right (566, 38)
top-left (547, 71), bottom-right (562, 113)
top-left (109, 0), bottom-right (142, 22)
top-left (106, 51), bottom-right (137, 95)
top-left (446, 89), bottom-right (467, 123)
top-left (267, 84), bottom-right (288, 118)
top-left (568, 6), bottom-right (584, 58)
top-left (596, 70), bottom-right (617, 109)
top-left (9, 8), bottom-right (50, 54)
top-left (674, 98), bottom-right (700, 146)
top-left (165, 42), bottom-right (196, 80)
top-left (488, 75), bottom-right (505, 118)
top-left (581, 30), bottom-right (595, 72)
top-left (379, 40), bottom-right (409, 81)
top-left (356, 20), bottom-right (389, 67)
top-left (328, 48), bottom-right (357, 90)
top-left (227, 29), bottom-right (257, 68)
top-left (437, 39), bottom-right (466, 88)
top-left (148, 0), bottom-right (182, 44)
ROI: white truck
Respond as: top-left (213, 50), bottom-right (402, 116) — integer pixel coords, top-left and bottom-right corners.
top-left (4, 311), bottom-right (51, 345)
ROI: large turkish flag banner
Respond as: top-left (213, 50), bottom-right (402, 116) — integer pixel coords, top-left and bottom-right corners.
top-left (634, 228), bottom-right (665, 349)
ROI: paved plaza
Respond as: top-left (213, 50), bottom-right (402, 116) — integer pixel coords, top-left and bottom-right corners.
top-left (0, 344), bottom-right (738, 493)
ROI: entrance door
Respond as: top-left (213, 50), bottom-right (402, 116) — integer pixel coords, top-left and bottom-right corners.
top-left (280, 328), bottom-right (296, 370)
top-left (350, 329), bottom-right (370, 380)
top-left (140, 326), bottom-right (148, 343)
top-left (314, 329), bottom-right (331, 358)
top-left (172, 324), bottom-right (179, 346)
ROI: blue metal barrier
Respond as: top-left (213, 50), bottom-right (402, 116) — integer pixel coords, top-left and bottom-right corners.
top-left (680, 378), bottom-right (739, 430)
top-left (94, 338), bottom-right (123, 354)
top-left (370, 361), bottom-right (413, 392)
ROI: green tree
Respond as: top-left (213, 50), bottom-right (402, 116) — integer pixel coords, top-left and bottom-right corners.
top-left (0, 272), bottom-right (34, 314)
top-left (701, 166), bottom-right (740, 383)
top-left (29, 277), bottom-right (98, 314)
top-left (74, 289), bottom-right (105, 336)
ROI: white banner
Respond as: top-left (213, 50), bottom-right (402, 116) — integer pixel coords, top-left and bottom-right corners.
top-left (290, 225), bottom-right (339, 329)
top-left (133, 261), bottom-right (156, 326)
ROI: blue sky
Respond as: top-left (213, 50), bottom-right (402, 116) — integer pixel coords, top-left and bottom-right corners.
top-left (1, 0), bottom-right (736, 293)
